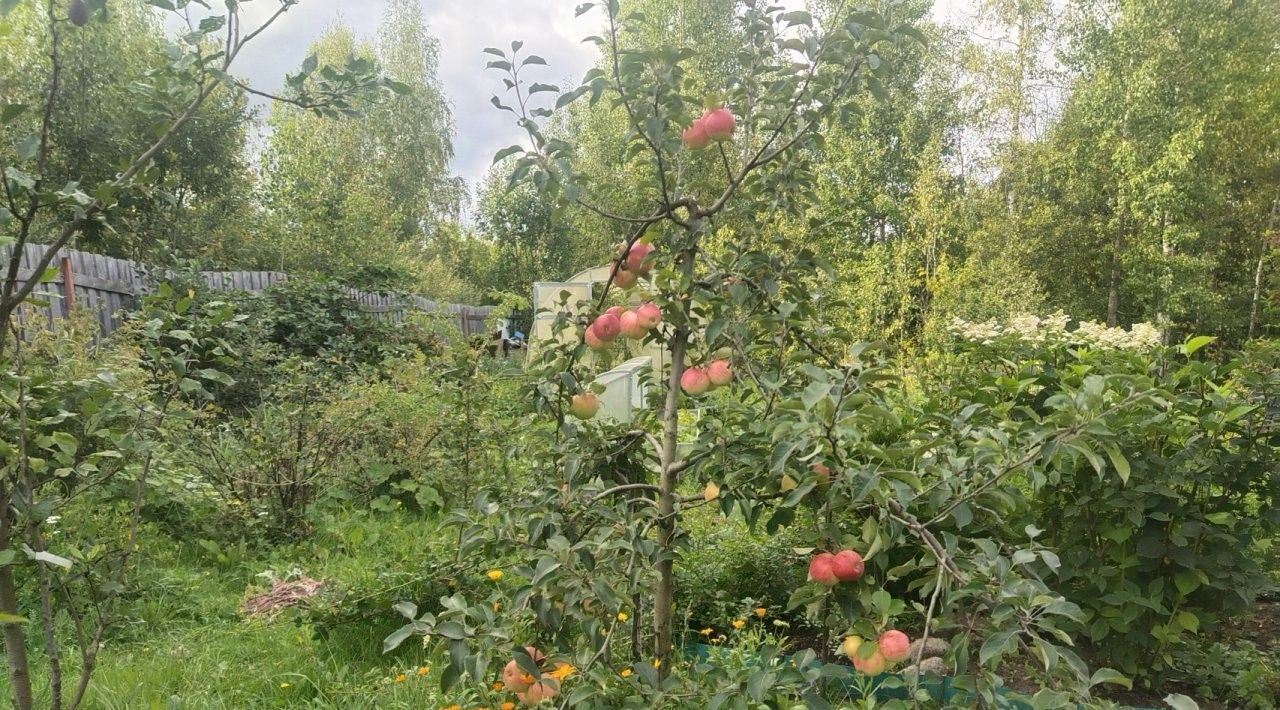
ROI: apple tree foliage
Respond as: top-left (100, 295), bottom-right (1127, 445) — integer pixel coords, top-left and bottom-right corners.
top-left (383, 2), bottom-right (1171, 707)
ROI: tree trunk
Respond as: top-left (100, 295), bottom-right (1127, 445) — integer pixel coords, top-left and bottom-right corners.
top-left (654, 236), bottom-right (697, 673)
top-left (0, 493), bottom-right (34, 710)
top-left (1249, 245), bottom-right (1267, 340)
top-left (1107, 222), bottom-right (1124, 327)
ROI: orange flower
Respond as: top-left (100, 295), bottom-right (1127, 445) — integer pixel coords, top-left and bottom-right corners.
top-left (620, 668), bottom-right (633, 678)
top-left (491, 681), bottom-right (504, 691)
top-left (754, 607), bottom-right (767, 618)
top-left (394, 673), bottom-right (407, 683)
top-left (699, 627), bottom-right (713, 636)
top-left (501, 704), bottom-right (516, 710)
top-left (417, 665), bottom-right (430, 676)
top-left (548, 663), bottom-right (576, 681)
top-left (732, 618), bottom-right (746, 630)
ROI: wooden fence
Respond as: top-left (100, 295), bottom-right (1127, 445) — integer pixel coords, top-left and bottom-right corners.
top-left (3, 244), bottom-right (494, 338)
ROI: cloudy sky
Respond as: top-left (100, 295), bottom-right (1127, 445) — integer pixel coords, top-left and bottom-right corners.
top-left (214, 0), bottom-right (969, 204)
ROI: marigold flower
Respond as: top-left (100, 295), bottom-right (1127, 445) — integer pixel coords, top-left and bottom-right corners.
top-left (418, 665), bottom-right (430, 676)
top-left (549, 663), bottom-right (576, 681)
top-left (620, 668), bottom-right (633, 678)
top-left (616, 611), bottom-right (629, 622)
top-left (395, 673), bottom-right (407, 683)
top-left (501, 704), bottom-right (516, 710)
top-left (486, 569), bottom-right (504, 581)
top-left (754, 607), bottom-right (767, 618)
top-left (699, 627), bottom-right (713, 636)
top-left (732, 618), bottom-right (746, 630)
top-left (491, 681), bottom-right (504, 691)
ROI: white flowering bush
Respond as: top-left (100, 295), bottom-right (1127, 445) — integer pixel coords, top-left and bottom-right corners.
top-left (949, 312), bottom-right (1163, 350)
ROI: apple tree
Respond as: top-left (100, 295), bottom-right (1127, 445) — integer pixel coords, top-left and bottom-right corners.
top-left (386, 1), bottom-right (1143, 706)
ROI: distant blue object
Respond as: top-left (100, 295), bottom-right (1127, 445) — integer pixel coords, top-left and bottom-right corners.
top-left (514, 331), bottom-right (526, 340)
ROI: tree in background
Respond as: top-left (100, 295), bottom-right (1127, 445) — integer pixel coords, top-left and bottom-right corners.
top-left (258, 0), bottom-right (460, 291)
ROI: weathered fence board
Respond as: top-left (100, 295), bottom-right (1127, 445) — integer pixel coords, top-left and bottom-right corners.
top-left (2, 244), bottom-right (494, 339)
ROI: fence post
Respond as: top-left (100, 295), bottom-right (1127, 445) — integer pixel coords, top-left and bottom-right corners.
top-left (60, 256), bottom-right (75, 313)
top-left (460, 306), bottom-right (470, 337)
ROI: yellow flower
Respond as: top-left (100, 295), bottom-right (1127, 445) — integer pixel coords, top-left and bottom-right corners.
top-left (699, 627), bottom-right (713, 636)
top-left (441, 705), bottom-right (460, 710)
top-left (492, 601), bottom-right (501, 612)
top-left (732, 618), bottom-right (746, 630)
top-left (616, 611), bottom-right (629, 622)
top-left (501, 704), bottom-right (516, 710)
top-left (652, 658), bottom-right (662, 669)
top-left (395, 673), bottom-right (407, 683)
top-left (754, 607), bottom-right (767, 618)
top-left (620, 668), bottom-right (633, 678)
top-left (417, 665), bottom-right (430, 676)
top-left (279, 682), bottom-right (290, 689)
top-left (486, 569), bottom-right (504, 581)
top-left (491, 681), bottom-right (504, 691)
top-left (548, 663), bottom-right (576, 681)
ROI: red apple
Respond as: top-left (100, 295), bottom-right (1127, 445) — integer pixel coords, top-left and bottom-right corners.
top-left (592, 313), bottom-right (621, 341)
top-left (519, 680), bottom-right (559, 705)
top-left (808, 552), bottom-right (838, 586)
top-left (831, 549), bottom-right (864, 582)
top-left (584, 326), bottom-right (609, 351)
top-left (706, 359), bottom-right (733, 387)
top-left (878, 630), bottom-right (910, 663)
top-left (682, 119), bottom-right (710, 150)
top-left (604, 306), bottom-right (624, 319)
top-left (810, 461), bottom-right (831, 486)
top-left (702, 107), bottom-right (736, 141)
top-left (569, 393), bottom-right (599, 420)
top-left (620, 310), bottom-right (647, 339)
top-left (636, 302), bottom-right (662, 329)
top-left (613, 267), bottom-right (639, 289)
top-left (680, 367), bottom-right (710, 395)
top-left (626, 242), bottom-right (654, 275)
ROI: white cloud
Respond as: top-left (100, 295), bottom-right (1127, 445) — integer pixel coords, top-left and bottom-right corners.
top-left (179, 0), bottom-right (977, 199)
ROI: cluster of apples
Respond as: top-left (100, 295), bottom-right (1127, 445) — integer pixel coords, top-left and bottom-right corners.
top-left (807, 549), bottom-right (865, 585)
top-left (682, 106), bottom-right (737, 150)
top-left (585, 302), bottom-right (663, 352)
top-left (501, 646), bottom-right (567, 705)
top-left (842, 629), bottom-right (911, 676)
top-left (611, 240), bottom-right (654, 290)
top-left (680, 359), bottom-right (733, 395)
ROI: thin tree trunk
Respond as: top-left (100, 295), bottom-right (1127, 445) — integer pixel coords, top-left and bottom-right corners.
top-left (1249, 197), bottom-right (1278, 340)
top-left (0, 494), bottom-right (34, 710)
top-left (1108, 220), bottom-right (1124, 327)
top-left (654, 235), bottom-right (697, 672)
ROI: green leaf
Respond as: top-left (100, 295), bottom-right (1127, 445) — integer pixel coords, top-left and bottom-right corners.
top-left (1181, 336), bottom-right (1215, 356)
top-left (1, 104), bottom-right (26, 123)
top-left (978, 630), bottom-right (1017, 665)
top-left (1175, 611), bottom-right (1199, 633)
top-left (1102, 443), bottom-right (1130, 483)
top-left (1089, 667), bottom-right (1131, 690)
top-left (1163, 693), bottom-right (1199, 710)
top-left (0, 612), bottom-right (26, 624)
top-left (383, 623), bottom-right (415, 653)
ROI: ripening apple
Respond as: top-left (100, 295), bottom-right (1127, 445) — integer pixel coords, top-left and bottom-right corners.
top-left (626, 242), bottom-right (654, 275)
top-left (569, 393), bottom-right (599, 420)
top-left (853, 646), bottom-right (887, 676)
top-left (592, 313), bottom-right (621, 341)
top-left (636, 302), bottom-right (662, 329)
top-left (620, 310), bottom-right (647, 339)
top-left (613, 267), bottom-right (639, 289)
top-left (878, 630), bottom-right (911, 663)
top-left (807, 552), bottom-right (838, 586)
top-left (604, 305), bottom-right (624, 319)
top-left (780, 474), bottom-right (798, 492)
top-left (680, 367), bottom-right (710, 395)
top-left (810, 461), bottom-right (831, 486)
top-left (682, 119), bottom-right (710, 150)
top-left (519, 680), bottom-right (559, 705)
top-left (706, 359), bottom-right (733, 387)
top-left (503, 659), bottom-right (532, 691)
top-left (841, 635), bottom-right (864, 661)
top-left (831, 549), bottom-right (864, 582)
top-left (704, 481), bottom-right (720, 501)
top-left (702, 107), bottom-right (736, 141)
top-left (584, 326), bottom-right (609, 351)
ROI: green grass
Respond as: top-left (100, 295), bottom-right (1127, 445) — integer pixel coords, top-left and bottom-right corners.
top-left (3, 511), bottom-right (465, 709)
